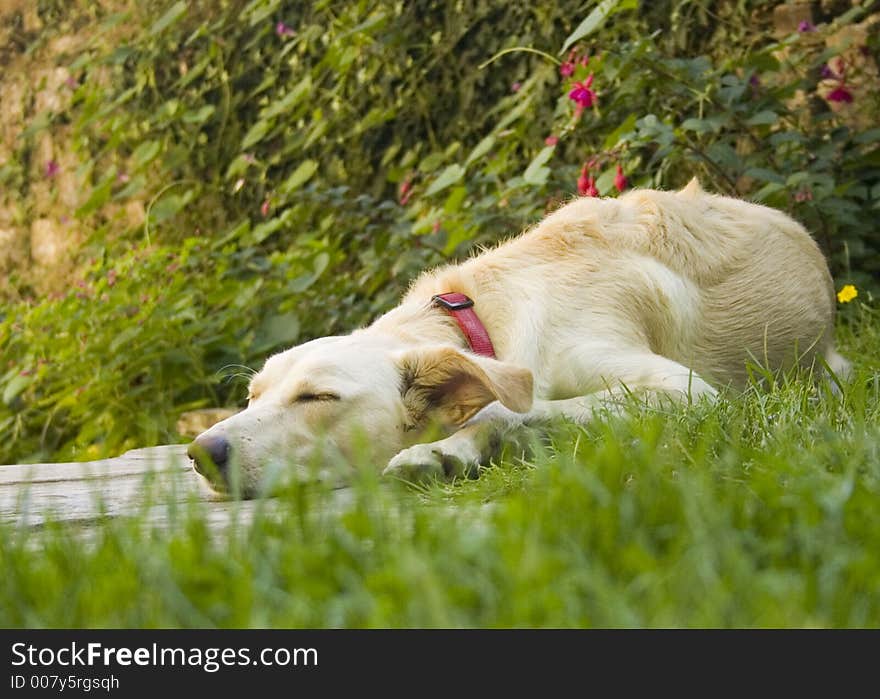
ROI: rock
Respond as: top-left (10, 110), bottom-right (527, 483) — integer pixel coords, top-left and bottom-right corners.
top-left (176, 408), bottom-right (240, 438)
top-left (773, 2), bottom-right (813, 36)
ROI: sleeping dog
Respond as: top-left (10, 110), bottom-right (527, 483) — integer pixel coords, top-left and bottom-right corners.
top-left (188, 179), bottom-right (849, 496)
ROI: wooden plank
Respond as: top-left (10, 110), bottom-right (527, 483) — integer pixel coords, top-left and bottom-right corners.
top-left (0, 444), bottom-right (190, 484)
top-left (0, 445), bottom-right (207, 527)
top-left (0, 444), bottom-right (357, 531)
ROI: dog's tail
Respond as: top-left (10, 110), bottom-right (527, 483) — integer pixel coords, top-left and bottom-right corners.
top-left (823, 347), bottom-right (852, 394)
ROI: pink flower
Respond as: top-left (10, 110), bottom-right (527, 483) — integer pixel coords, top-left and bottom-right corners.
top-left (826, 85), bottom-right (854, 103)
top-left (511, 82), bottom-right (522, 93)
top-left (260, 199), bottom-right (271, 217)
top-left (107, 269), bottom-right (117, 287)
top-left (798, 20), bottom-right (816, 32)
top-left (64, 76), bottom-right (78, 89)
top-left (45, 160), bottom-right (60, 178)
top-left (545, 135), bottom-right (559, 146)
top-left (614, 164), bottom-right (627, 192)
top-left (794, 188), bottom-right (813, 202)
top-left (568, 75), bottom-right (596, 110)
top-left (820, 64), bottom-right (837, 79)
top-left (559, 62), bottom-right (575, 77)
top-left (577, 165), bottom-right (599, 197)
top-left (432, 220), bottom-right (442, 233)
top-left (275, 21), bottom-right (296, 37)
top-left (399, 179), bottom-right (412, 205)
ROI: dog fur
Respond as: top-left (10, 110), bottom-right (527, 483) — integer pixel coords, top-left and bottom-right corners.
top-left (188, 179), bottom-right (849, 496)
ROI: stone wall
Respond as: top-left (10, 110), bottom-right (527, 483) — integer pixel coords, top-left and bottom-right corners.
top-left (0, 1), bottom-right (144, 300)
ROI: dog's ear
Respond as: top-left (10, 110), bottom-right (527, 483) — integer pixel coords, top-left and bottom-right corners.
top-left (679, 177), bottom-right (703, 196)
top-left (396, 346), bottom-right (533, 428)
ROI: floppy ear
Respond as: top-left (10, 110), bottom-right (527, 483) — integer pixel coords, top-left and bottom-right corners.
top-left (397, 346), bottom-right (533, 428)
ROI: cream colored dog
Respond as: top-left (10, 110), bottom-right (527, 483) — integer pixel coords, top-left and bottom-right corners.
top-left (188, 180), bottom-right (849, 496)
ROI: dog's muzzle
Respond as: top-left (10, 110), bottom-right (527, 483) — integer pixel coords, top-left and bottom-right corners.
top-left (187, 433), bottom-right (231, 482)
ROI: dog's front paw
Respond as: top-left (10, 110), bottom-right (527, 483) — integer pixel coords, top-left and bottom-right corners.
top-left (383, 439), bottom-right (481, 483)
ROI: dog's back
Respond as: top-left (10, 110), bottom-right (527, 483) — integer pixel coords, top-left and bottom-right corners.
top-left (408, 179), bottom-right (845, 389)
top-left (624, 180), bottom-right (839, 385)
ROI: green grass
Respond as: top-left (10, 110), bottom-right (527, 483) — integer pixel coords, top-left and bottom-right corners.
top-left (1, 307), bottom-right (878, 628)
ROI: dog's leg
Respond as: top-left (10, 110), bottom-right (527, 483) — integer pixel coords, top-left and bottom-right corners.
top-left (384, 353), bottom-right (717, 482)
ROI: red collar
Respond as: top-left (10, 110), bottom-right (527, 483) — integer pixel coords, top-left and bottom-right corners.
top-left (432, 293), bottom-right (496, 359)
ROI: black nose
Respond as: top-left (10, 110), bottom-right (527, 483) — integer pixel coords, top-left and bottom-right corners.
top-left (187, 434), bottom-right (230, 476)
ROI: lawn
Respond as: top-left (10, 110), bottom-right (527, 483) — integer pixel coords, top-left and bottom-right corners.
top-left (1, 0), bottom-right (878, 631)
top-left (1, 307), bottom-right (877, 628)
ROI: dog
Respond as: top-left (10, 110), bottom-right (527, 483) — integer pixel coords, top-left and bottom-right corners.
top-left (188, 179), bottom-right (850, 496)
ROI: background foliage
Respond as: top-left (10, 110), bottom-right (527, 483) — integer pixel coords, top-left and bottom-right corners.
top-left (1, 0), bottom-right (878, 463)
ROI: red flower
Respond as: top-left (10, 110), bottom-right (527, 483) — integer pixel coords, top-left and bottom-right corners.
top-left (45, 160), bottom-right (60, 178)
top-left (399, 179), bottom-right (413, 205)
top-left (797, 20), bottom-right (816, 32)
top-left (545, 135), bottom-right (559, 146)
top-left (577, 165), bottom-right (599, 197)
top-left (260, 199), bottom-right (271, 217)
top-left (826, 85), bottom-right (854, 103)
top-left (614, 164), bottom-right (627, 192)
top-left (559, 62), bottom-right (575, 77)
top-left (568, 75), bottom-right (596, 110)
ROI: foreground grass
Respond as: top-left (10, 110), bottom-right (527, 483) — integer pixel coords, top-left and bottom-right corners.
top-left (1, 309), bottom-right (878, 628)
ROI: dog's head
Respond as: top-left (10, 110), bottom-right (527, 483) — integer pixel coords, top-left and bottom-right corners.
top-left (187, 333), bottom-right (533, 497)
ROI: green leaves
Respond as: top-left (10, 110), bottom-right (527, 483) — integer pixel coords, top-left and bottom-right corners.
top-left (253, 312), bottom-right (300, 354)
top-left (149, 1), bottom-right (187, 36)
top-left (132, 140), bottom-right (161, 169)
top-left (262, 77), bottom-right (312, 120)
top-left (425, 164), bottom-right (465, 196)
top-left (745, 110), bottom-right (778, 127)
top-left (280, 160), bottom-right (318, 194)
top-left (465, 135), bottom-right (496, 167)
top-left (182, 105), bottom-right (216, 124)
top-left (523, 147), bottom-right (554, 187)
top-left (561, 0), bottom-right (636, 53)
top-left (2, 373), bottom-right (31, 406)
top-left (241, 120), bottom-right (271, 150)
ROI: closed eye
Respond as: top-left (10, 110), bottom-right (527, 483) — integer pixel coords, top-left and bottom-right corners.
top-left (295, 392), bottom-right (340, 403)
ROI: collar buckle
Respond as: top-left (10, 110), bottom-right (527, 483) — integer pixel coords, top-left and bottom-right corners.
top-left (432, 293), bottom-right (474, 311)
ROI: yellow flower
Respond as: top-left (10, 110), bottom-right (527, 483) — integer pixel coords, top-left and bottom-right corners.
top-left (837, 284), bottom-right (858, 304)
